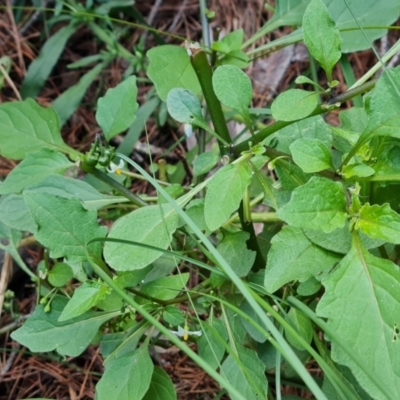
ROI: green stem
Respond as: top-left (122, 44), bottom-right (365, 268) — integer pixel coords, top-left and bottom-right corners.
top-left (238, 200), bottom-right (265, 271)
top-left (80, 163), bottom-right (147, 207)
top-left (233, 80), bottom-right (376, 155)
top-left (190, 49), bottom-right (232, 154)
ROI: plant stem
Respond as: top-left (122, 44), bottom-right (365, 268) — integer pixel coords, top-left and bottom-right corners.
top-left (233, 80), bottom-right (377, 155)
top-left (190, 49), bottom-right (232, 154)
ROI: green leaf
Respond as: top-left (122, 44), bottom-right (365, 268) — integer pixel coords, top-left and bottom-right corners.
top-left (0, 99), bottom-right (74, 160)
top-left (21, 22), bottom-right (77, 99)
top-left (240, 300), bottom-right (268, 343)
top-left (285, 308), bottom-right (313, 351)
top-left (277, 176), bottom-right (347, 232)
top-left (271, 89), bottom-right (319, 122)
top-left (193, 151), bottom-right (219, 177)
top-left (325, 0), bottom-right (400, 53)
top-left (290, 138), bottom-right (333, 173)
top-left (143, 367), bottom-right (177, 400)
top-left (141, 273), bottom-right (189, 301)
top-left (304, 222), bottom-right (385, 254)
top-left (162, 305), bottom-right (184, 326)
top-left (221, 345), bottom-right (268, 400)
top-left (25, 174), bottom-right (126, 210)
top-left (147, 45), bottom-right (201, 101)
top-left (96, 343), bottom-right (154, 400)
top-left (104, 204), bottom-right (179, 271)
top-left (11, 296), bottom-right (117, 356)
top-left (0, 149), bottom-right (74, 195)
top-left (48, 262), bottom-right (73, 287)
top-left (58, 281), bottom-right (110, 321)
top-left (0, 221), bottom-right (33, 279)
top-left (212, 65), bottom-right (252, 114)
top-left (341, 163), bottom-right (375, 179)
top-left (264, 226), bottom-right (341, 293)
top-left (23, 192), bottom-right (107, 263)
top-left (204, 163), bottom-right (252, 231)
top-left (317, 237), bottom-right (400, 399)
top-left (198, 319), bottom-right (228, 370)
top-left (274, 159), bottom-right (311, 191)
top-left (96, 76), bottom-right (139, 141)
top-left (0, 194), bottom-right (37, 233)
top-left (166, 88), bottom-right (203, 124)
top-left (54, 62), bottom-right (106, 126)
top-left (303, 0), bottom-right (342, 81)
top-left (356, 203), bottom-right (400, 244)
top-left (217, 231), bottom-right (256, 277)
top-left (212, 29), bottom-right (244, 53)
top-left (359, 66), bottom-right (400, 143)
top-left (264, 115), bottom-right (332, 154)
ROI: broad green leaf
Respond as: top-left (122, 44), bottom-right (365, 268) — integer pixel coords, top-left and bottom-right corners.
top-left (166, 88), bottom-right (203, 124)
top-left (147, 45), bottom-right (201, 101)
top-left (341, 163), bottom-right (375, 179)
top-left (141, 273), bottom-right (189, 301)
top-left (359, 66), bottom-right (400, 143)
top-left (264, 115), bottom-right (332, 154)
top-left (285, 308), bottom-right (313, 351)
top-left (48, 262), bottom-right (73, 287)
top-left (25, 174), bottom-right (127, 210)
top-left (212, 65), bottom-right (252, 114)
top-left (193, 151), bottom-right (219, 177)
top-left (0, 221), bottom-right (31, 278)
top-left (96, 76), bottom-right (139, 141)
top-left (54, 62), bottom-right (106, 126)
top-left (240, 300), bottom-right (267, 343)
top-left (271, 89), bottom-right (319, 122)
top-left (259, 0), bottom-right (400, 54)
top-left (0, 194), bottom-right (37, 233)
top-left (297, 277), bottom-right (321, 296)
top-left (104, 204), bottom-right (179, 271)
top-left (356, 203), bottom-right (400, 244)
top-left (58, 281), bottom-right (110, 321)
top-left (317, 237), bottom-right (400, 399)
top-left (221, 345), bottom-right (268, 400)
top-left (23, 192), bottom-right (107, 263)
top-left (198, 319), bottom-right (228, 370)
top-left (96, 343), bottom-right (154, 400)
top-left (303, 0), bottom-right (342, 81)
top-left (162, 305), bottom-right (184, 326)
top-left (184, 199), bottom-right (210, 234)
top-left (21, 22), bottom-right (77, 99)
top-left (290, 138), bottom-right (333, 173)
top-left (0, 149), bottom-right (74, 195)
top-left (277, 176), bottom-right (347, 232)
top-left (327, 0), bottom-right (400, 53)
top-left (0, 99), bottom-right (74, 160)
top-left (304, 222), bottom-right (385, 254)
top-left (11, 296), bottom-right (118, 356)
top-left (143, 367), bottom-right (177, 400)
top-left (217, 231), bottom-right (256, 277)
top-left (101, 323), bottom-right (149, 364)
top-left (204, 163), bottom-right (252, 231)
top-left (212, 29), bottom-right (243, 53)
top-left (244, 0), bottom-right (310, 47)
top-left (264, 226), bottom-right (341, 293)
top-left (274, 159), bottom-right (311, 190)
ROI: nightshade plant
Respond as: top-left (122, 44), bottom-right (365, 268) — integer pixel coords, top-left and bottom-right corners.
top-left (2, 0), bottom-right (400, 399)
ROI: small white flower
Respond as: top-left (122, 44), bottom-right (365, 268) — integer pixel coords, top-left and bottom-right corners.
top-left (106, 159), bottom-right (125, 174)
top-left (170, 325), bottom-right (202, 341)
top-left (184, 123), bottom-right (193, 137)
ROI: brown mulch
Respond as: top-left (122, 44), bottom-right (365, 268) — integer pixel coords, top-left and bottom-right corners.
top-left (1, 1), bottom-right (400, 399)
